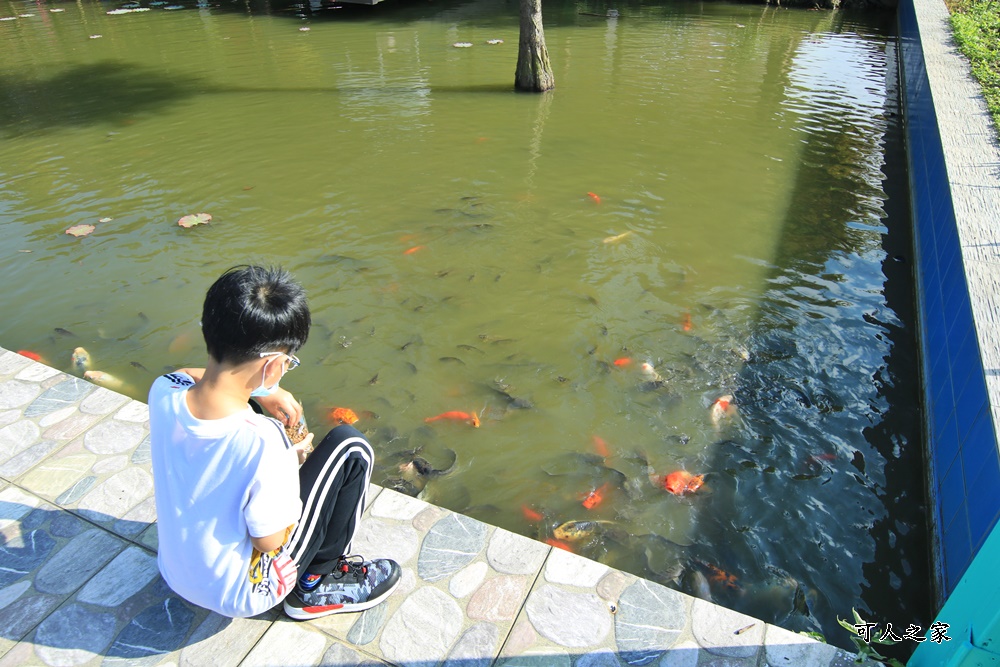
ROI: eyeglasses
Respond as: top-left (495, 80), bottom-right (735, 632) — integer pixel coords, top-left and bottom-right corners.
top-left (259, 351), bottom-right (300, 371)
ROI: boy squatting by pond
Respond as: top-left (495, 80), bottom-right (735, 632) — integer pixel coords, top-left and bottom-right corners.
top-left (148, 265), bottom-right (401, 619)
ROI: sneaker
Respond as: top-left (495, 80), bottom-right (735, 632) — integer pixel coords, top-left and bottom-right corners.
top-left (283, 555), bottom-right (401, 620)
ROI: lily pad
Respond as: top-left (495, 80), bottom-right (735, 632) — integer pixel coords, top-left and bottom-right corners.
top-left (177, 212), bottom-right (212, 228)
top-left (65, 224), bottom-right (95, 237)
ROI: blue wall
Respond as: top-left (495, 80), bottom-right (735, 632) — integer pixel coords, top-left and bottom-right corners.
top-left (898, 0), bottom-right (1000, 605)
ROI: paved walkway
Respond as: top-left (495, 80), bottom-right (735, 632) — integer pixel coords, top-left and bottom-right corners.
top-left (0, 346), bottom-right (854, 667)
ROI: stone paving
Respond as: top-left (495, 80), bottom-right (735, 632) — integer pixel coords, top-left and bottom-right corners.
top-left (0, 347), bottom-right (855, 667)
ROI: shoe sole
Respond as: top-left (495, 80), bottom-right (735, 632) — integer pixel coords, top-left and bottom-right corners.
top-left (283, 576), bottom-right (401, 620)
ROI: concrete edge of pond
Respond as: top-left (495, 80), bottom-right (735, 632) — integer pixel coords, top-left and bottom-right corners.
top-left (0, 347), bottom-right (856, 667)
top-left (900, 0), bottom-right (1000, 662)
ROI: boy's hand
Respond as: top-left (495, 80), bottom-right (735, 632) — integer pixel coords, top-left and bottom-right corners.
top-left (256, 388), bottom-right (302, 426)
top-left (293, 432), bottom-right (315, 466)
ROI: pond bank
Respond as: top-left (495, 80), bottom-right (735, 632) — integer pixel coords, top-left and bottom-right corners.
top-left (0, 347), bottom-right (855, 666)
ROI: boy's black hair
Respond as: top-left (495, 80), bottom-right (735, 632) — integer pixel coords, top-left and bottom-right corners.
top-left (202, 265), bottom-right (311, 365)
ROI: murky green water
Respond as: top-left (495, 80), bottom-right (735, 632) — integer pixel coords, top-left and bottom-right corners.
top-left (1, 0), bottom-right (928, 651)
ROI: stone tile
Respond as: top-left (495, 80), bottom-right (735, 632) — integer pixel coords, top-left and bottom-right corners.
top-left (0, 381), bottom-right (42, 410)
top-left (0, 487), bottom-right (130, 654)
top-left (24, 378), bottom-right (95, 418)
top-left (79, 388), bottom-right (130, 416)
top-left (19, 443), bottom-right (98, 502)
top-left (17, 414), bottom-right (154, 540)
top-left (178, 611), bottom-right (275, 667)
top-left (15, 363), bottom-right (62, 383)
top-left (0, 421), bottom-right (43, 471)
top-left (0, 351), bottom-right (33, 379)
top-left (12, 567), bottom-right (214, 667)
top-left (525, 584), bottom-right (613, 649)
top-left (369, 487), bottom-right (427, 520)
top-left (240, 620), bottom-right (332, 667)
top-left (763, 623), bottom-right (839, 666)
top-left (113, 400), bottom-right (149, 423)
top-left (502, 558), bottom-right (696, 667)
top-left (310, 501), bottom-right (545, 667)
top-left (487, 527), bottom-right (549, 576)
top-left (691, 599), bottom-right (763, 660)
top-left (0, 439), bottom-right (62, 480)
top-left (137, 524), bottom-right (159, 552)
top-left (544, 547), bottom-right (610, 587)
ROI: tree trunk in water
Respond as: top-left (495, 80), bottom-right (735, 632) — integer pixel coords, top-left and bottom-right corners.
top-left (515, 0), bottom-right (554, 92)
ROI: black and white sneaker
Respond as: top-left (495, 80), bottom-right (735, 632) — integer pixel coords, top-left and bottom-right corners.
top-left (283, 555), bottom-right (401, 620)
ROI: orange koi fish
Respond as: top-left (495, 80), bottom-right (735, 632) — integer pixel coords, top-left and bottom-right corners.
top-left (545, 538), bottom-right (573, 552)
top-left (403, 245), bottom-right (425, 255)
top-left (424, 410), bottom-right (480, 427)
top-left (587, 191), bottom-right (601, 204)
top-left (664, 470), bottom-right (705, 496)
top-left (521, 505), bottom-right (544, 522)
top-left (329, 407), bottom-right (360, 425)
top-left (613, 357), bottom-right (632, 367)
top-left (581, 482), bottom-right (610, 510)
top-left (17, 350), bottom-right (42, 362)
top-left (592, 435), bottom-right (610, 458)
top-left (167, 330), bottom-right (196, 355)
top-left (700, 561), bottom-right (741, 590)
top-left (682, 311), bottom-right (692, 332)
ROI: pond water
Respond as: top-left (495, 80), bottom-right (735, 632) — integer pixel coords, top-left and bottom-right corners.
top-left (0, 0), bottom-right (929, 652)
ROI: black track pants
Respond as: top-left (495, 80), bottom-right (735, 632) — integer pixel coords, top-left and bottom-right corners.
top-left (283, 424), bottom-right (373, 575)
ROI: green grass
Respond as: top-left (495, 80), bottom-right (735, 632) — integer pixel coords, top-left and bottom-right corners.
top-left (949, 0), bottom-right (1000, 128)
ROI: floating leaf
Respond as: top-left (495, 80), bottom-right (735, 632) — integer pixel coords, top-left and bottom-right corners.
top-left (453, 42), bottom-right (473, 48)
top-left (99, 217), bottom-right (113, 223)
top-left (177, 212), bottom-right (212, 228)
top-left (65, 224), bottom-right (95, 237)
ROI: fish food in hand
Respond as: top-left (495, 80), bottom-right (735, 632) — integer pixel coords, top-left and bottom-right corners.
top-left (286, 418), bottom-right (309, 444)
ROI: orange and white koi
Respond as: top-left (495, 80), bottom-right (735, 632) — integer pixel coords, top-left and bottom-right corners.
top-left (83, 370), bottom-right (126, 391)
top-left (663, 470), bottom-right (705, 496)
top-left (329, 407), bottom-right (360, 425)
top-left (639, 362), bottom-right (662, 381)
top-left (710, 394), bottom-right (737, 429)
top-left (71, 346), bottom-right (91, 372)
top-left (424, 410), bottom-right (480, 427)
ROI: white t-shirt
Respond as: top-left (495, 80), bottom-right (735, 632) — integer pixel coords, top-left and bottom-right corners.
top-left (148, 372), bottom-right (302, 618)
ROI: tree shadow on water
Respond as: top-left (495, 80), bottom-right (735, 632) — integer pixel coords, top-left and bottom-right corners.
top-left (0, 62), bottom-right (205, 136)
